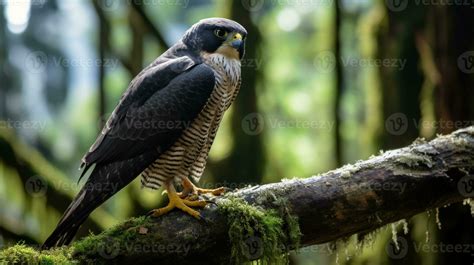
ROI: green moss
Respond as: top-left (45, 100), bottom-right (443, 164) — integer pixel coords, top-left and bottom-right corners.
top-left (0, 244), bottom-right (75, 264)
top-left (272, 197), bottom-right (302, 251)
top-left (0, 216), bottom-right (153, 265)
top-left (72, 216), bottom-right (150, 261)
top-left (218, 196), bottom-right (301, 264)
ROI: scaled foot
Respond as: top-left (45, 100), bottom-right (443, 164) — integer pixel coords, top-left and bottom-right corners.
top-left (178, 177), bottom-right (227, 199)
top-left (148, 180), bottom-right (208, 219)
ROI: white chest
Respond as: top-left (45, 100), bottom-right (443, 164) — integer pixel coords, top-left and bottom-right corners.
top-left (202, 53), bottom-right (241, 109)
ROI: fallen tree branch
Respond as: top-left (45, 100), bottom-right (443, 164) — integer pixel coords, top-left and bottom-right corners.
top-left (2, 127), bottom-right (474, 264)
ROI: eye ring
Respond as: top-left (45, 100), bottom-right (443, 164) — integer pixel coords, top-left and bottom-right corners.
top-left (214, 29), bottom-right (228, 39)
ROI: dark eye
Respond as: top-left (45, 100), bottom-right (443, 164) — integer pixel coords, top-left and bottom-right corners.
top-left (214, 29), bottom-right (228, 38)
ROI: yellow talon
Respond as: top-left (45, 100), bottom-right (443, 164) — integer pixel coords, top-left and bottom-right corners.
top-left (183, 199), bottom-right (208, 207)
top-left (149, 179), bottom-right (208, 219)
top-left (179, 178), bottom-right (227, 199)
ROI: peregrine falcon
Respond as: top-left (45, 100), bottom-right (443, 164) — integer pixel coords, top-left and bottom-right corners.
top-left (42, 18), bottom-right (247, 248)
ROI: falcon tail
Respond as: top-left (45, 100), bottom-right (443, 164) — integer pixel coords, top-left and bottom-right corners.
top-left (42, 152), bottom-right (156, 249)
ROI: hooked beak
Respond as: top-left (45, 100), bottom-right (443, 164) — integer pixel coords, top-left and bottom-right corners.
top-left (230, 33), bottom-right (243, 49)
top-left (216, 32), bottom-right (245, 60)
top-left (225, 32), bottom-right (245, 59)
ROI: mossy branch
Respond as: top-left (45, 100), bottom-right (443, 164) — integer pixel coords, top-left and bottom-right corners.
top-left (2, 127), bottom-right (474, 264)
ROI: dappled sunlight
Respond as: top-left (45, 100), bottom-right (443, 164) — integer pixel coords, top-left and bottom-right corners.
top-left (5, 0), bottom-right (31, 34)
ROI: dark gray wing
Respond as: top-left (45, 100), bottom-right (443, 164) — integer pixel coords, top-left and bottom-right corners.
top-left (80, 57), bottom-right (215, 177)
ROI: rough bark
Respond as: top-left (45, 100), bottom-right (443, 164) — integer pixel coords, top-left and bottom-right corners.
top-left (65, 126), bottom-right (474, 264)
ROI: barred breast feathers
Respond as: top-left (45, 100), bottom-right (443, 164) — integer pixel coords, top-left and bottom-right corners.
top-left (140, 53), bottom-right (241, 190)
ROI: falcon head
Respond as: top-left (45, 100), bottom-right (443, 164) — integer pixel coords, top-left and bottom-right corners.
top-left (182, 18), bottom-right (247, 60)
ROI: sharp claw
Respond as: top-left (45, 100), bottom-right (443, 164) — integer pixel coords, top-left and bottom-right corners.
top-left (205, 200), bottom-right (217, 205)
top-left (199, 213), bottom-right (209, 223)
top-left (187, 194), bottom-right (199, 201)
top-left (223, 187), bottom-right (233, 192)
top-left (146, 210), bottom-right (156, 217)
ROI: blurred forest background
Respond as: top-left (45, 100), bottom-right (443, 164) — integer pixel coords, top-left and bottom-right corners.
top-left (0, 0), bottom-right (473, 264)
